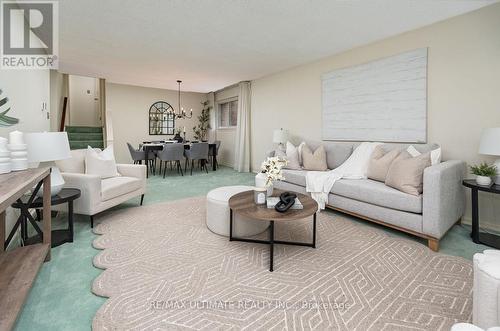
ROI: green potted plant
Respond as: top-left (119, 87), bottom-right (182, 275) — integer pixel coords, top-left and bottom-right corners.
top-left (470, 162), bottom-right (497, 186)
top-left (193, 101), bottom-right (212, 141)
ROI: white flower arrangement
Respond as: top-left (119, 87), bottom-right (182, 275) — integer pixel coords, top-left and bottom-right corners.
top-left (260, 156), bottom-right (287, 187)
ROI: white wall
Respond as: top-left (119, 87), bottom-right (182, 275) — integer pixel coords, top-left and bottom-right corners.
top-left (214, 85), bottom-right (239, 167)
top-left (69, 75), bottom-right (100, 126)
top-left (250, 5), bottom-right (500, 223)
top-left (0, 69), bottom-right (50, 248)
top-left (106, 82), bottom-right (208, 163)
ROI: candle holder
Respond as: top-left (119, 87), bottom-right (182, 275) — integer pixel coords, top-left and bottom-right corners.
top-left (8, 130), bottom-right (27, 171)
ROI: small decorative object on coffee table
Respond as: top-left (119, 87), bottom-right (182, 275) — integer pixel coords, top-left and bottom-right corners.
top-left (253, 187), bottom-right (267, 205)
top-left (255, 156), bottom-right (287, 196)
top-left (228, 189), bottom-right (317, 272)
top-left (470, 162), bottom-right (497, 186)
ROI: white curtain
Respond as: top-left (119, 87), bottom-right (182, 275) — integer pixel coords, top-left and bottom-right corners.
top-left (234, 82), bottom-right (251, 172)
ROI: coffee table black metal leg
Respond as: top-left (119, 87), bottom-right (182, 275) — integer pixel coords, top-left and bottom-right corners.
top-left (229, 208), bottom-right (233, 241)
top-left (312, 213), bottom-right (316, 248)
top-left (270, 221), bottom-right (274, 272)
top-left (68, 201), bottom-right (74, 242)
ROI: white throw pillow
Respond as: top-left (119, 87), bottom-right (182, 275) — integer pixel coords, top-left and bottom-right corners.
top-left (85, 145), bottom-right (120, 178)
top-left (407, 145), bottom-right (441, 165)
top-left (284, 141), bottom-right (302, 170)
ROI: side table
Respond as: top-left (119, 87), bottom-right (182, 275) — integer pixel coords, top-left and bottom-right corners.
top-left (11, 188), bottom-right (81, 248)
top-left (463, 179), bottom-right (500, 249)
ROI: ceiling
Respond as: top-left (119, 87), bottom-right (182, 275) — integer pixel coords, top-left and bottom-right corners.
top-left (58, 0), bottom-right (497, 93)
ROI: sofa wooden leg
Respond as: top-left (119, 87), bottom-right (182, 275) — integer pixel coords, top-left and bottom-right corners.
top-left (90, 215), bottom-right (94, 228)
top-left (140, 194), bottom-right (144, 206)
top-left (456, 217), bottom-right (462, 226)
top-left (428, 238), bottom-right (439, 252)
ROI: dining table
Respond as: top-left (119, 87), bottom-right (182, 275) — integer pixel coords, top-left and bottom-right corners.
top-left (142, 141), bottom-right (217, 177)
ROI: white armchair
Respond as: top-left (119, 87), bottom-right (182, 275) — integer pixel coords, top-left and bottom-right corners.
top-left (55, 149), bottom-right (146, 227)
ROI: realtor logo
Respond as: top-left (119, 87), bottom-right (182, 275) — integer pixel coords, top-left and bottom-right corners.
top-left (1, 0), bottom-right (58, 69)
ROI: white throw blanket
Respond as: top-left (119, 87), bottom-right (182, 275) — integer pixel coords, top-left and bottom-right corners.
top-left (306, 142), bottom-right (382, 209)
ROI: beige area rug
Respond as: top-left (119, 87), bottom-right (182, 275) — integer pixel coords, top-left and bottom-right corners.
top-left (92, 197), bottom-right (472, 330)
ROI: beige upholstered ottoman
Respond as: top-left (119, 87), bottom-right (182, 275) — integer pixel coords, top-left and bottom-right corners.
top-left (206, 186), bottom-right (269, 237)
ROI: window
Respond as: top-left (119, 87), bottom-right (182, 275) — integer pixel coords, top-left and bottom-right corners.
top-left (217, 99), bottom-right (238, 128)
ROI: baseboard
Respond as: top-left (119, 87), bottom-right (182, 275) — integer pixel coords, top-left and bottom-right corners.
top-left (462, 215), bottom-right (500, 232)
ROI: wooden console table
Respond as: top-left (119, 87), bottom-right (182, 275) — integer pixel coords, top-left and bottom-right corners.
top-left (0, 167), bottom-right (51, 331)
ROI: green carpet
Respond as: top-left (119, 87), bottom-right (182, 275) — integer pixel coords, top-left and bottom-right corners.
top-left (14, 166), bottom-right (489, 330)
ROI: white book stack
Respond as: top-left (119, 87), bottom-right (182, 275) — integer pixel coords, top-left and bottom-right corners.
top-left (266, 197), bottom-right (304, 210)
top-left (8, 131), bottom-right (28, 171)
top-left (0, 137), bottom-right (11, 174)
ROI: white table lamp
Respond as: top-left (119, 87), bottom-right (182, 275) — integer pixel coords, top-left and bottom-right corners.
top-left (26, 132), bottom-right (71, 196)
top-left (273, 128), bottom-right (288, 149)
top-left (479, 128), bottom-right (500, 185)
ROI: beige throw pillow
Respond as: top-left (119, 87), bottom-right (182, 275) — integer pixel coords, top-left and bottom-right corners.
top-left (367, 146), bottom-right (401, 182)
top-left (302, 145), bottom-right (328, 171)
top-left (385, 151), bottom-right (431, 196)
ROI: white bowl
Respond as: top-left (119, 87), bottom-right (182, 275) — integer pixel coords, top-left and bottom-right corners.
top-left (11, 158), bottom-right (28, 171)
top-left (10, 151), bottom-right (27, 158)
top-left (7, 144), bottom-right (27, 151)
top-left (0, 162), bottom-right (11, 174)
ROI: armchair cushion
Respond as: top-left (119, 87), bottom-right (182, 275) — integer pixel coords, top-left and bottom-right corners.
top-left (101, 176), bottom-right (142, 201)
top-left (56, 149), bottom-right (88, 173)
top-left (116, 164), bottom-right (146, 179)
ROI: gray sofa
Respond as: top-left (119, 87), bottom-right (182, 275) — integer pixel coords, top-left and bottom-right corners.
top-left (268, 140), bottom-right (466, 251)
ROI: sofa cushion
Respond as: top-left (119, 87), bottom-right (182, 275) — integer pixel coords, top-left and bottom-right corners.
top-left (302, 145), bottom-right (328, 171)
top-left (385, 151), bottom-right (431, 196)
top-left (367, 146), bottom-right (401, 182)
top-left (282, 169), bottom-right (308, 187)
top-left (283, 141), bottom-right (302, 170)
top-left (331, 178), bottom-right (422, 213)
top-left (101, 176), bottom-right (142, 201)
top-left (304, 140), bottom-right (353, 169)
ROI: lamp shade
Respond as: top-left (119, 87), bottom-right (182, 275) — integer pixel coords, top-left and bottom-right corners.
top-left (479, 128), bottom-right (500, 156)
top-left (273, 129), bottom-right (288, 144)
top-left (26, 132), bottom-right (71, 163)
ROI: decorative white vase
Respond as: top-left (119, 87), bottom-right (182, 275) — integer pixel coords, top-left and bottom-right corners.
top-left (476, 175), bottom-right (492, 186)
top-left (255, 172), bottom-right (273, 196)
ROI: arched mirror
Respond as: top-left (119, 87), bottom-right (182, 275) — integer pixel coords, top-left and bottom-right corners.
top-left (149, 101), bottom-right (175, 135)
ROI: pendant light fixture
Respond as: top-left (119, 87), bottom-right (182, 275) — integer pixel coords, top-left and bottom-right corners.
top-left (170, 80), bottom-right (193, 119)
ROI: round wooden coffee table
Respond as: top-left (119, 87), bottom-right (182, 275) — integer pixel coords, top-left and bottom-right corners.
top-left (228, 189), bottom-right (318, 272)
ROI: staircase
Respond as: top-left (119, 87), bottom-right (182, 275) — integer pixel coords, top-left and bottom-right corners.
top-left (66, 126), bottom-right (104, 150)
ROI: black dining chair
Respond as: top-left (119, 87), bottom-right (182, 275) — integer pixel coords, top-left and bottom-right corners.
top-left (157, 143), bottom-right (184, 177)
top-left (184, 142), bottom-right (209, 175)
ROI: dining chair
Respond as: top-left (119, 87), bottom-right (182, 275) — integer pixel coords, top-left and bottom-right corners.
top-left (208, 140), bottom-right (221, 169)
top-left (184, 142), bottom-right (209, 175)
top-left (127, 142), bottom-right (146, 164)
top-left (135, 143), bottom-right (157, 174)
top-left (157, 143), bottom-right (184, 177)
